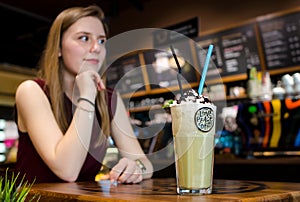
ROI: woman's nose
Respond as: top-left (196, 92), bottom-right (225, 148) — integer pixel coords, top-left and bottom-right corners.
top-left (90, 40), bottom-right (101, 53)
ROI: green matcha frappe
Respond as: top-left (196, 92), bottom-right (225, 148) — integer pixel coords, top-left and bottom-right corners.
top-left (170, 89), bottom-right (216, 195)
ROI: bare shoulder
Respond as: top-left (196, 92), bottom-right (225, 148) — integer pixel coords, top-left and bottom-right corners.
top-left (15, 80), bottom-right (47, 106)
top-left (16, 80), bottom-right (40, 91)
top-left (16, 80), bottom-right (43, 96)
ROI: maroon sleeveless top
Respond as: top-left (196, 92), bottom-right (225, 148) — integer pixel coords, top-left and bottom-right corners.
top-left (15, 79), bottom-right (117, 183)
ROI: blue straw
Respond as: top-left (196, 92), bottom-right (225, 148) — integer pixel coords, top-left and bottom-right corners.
top-left (198, 44), bottom-right (214, 95)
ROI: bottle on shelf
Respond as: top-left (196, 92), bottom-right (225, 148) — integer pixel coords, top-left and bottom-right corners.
top-left (247, 66), bottom-right (261, 100)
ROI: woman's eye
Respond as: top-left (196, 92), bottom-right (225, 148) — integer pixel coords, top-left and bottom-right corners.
top-left (79, 36), bottom-right (89, 42)
top-left (98, 39), bottom-right (106, 45)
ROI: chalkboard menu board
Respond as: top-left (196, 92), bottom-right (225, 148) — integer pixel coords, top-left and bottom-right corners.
top-left (143, 45), bottom-right (198, 90)
top-left (106, 54), bottom-right (146, 94)
top-left (195, 23), bottom-right (261, 78)
top-left (258, 11), bottom-right (300, 70)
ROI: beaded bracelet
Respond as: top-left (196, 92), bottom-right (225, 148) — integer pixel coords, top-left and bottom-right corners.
top-left (77, 97), bottom-right (95, 107)
top-left (77, 105), bottom-right (94, 119)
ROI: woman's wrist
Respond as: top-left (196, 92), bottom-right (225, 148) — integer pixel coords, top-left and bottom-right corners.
top-left (77, 97), bottom-right (95, 107)
top-left (77, 97), bottom-right (95, 118)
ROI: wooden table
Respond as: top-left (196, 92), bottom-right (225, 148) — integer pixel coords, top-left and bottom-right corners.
top-left (29, 178), bottom-right (300, 201)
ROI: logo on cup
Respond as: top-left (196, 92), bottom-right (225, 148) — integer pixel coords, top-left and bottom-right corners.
top-left (194, 107), bottom-right (214, 132)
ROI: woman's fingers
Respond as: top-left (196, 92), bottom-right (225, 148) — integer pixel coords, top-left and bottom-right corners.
top-left (88, 71), bottom-right (105, 92)
top-left (109, 158), bottom-right (143, 184)
top-left (109, 159), bottom-right (126, 182)
top-left (123, 166), bottom-right (142, 184)
top-left (96, 77), bottom-right (106, 91)
top-left (75, 70), bottom-right (106, 99)
top-left (117, 162), bottom-right (137, 183)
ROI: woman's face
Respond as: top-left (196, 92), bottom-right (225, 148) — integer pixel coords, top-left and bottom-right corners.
top-left (60, 16), bottom-right (106, 75)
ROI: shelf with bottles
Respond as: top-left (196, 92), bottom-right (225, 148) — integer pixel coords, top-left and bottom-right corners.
top-left (124, 84), bottom-right (248, 113)
top-left (209, 66), bottom-right (300, 104)
top-left (124, 68), bottom-right (300, 112)
top-left (123, 89), bottom-right (175, 113)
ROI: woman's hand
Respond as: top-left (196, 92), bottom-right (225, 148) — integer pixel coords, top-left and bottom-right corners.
top-left (109, 158), bottom-right (143, 184)
top-left (75, 70), bottom-right (105, 101)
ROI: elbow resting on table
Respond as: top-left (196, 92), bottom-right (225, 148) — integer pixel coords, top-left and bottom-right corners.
top-left (52, 167), bottom-right (81, 182)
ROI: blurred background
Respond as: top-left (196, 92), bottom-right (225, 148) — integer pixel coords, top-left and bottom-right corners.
top-left (1, 0), bottom-right (300, 182)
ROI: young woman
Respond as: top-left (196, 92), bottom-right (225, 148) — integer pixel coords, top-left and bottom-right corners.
top-left (15, 5), bottom-right (153, 183)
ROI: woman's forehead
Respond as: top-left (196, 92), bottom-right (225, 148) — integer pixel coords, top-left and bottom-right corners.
top-left (67, 16), bottom-right (106, 36)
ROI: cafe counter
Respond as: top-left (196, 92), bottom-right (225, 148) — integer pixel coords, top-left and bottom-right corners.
top-left (28, 178), bottom-right (300, 201)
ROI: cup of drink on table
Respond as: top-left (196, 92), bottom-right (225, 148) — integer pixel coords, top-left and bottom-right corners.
top-left (170, 89), bottom-right (216, 195)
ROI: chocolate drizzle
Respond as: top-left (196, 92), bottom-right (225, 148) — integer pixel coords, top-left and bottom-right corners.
top-left (177, 89), bottom-right (211, 104)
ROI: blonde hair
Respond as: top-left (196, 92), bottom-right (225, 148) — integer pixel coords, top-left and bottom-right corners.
top-left (38, 5), bottom-right (110, 137)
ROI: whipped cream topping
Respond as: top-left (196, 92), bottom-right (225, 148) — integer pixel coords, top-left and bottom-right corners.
top-left (172, 89), bottom-right (212, 105)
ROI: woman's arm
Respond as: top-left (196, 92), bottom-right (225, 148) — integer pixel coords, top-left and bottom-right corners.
top-left (16, 80), bottom-right (97, 182)
top-left (110, 93), bottom-right (153, 183)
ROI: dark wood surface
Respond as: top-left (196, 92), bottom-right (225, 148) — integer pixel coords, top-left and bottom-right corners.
top-left (29, 178), bottom-right (300, 201)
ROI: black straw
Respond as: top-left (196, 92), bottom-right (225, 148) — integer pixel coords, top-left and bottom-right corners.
top-left (170, 45), bottom-right (184, 97)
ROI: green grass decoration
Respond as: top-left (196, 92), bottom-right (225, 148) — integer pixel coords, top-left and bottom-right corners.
top-left (0, 169), bottom-right (40, 202)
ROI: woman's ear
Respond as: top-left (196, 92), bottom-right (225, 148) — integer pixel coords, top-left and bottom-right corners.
top-left (58, 48), bottom-right (62, 57)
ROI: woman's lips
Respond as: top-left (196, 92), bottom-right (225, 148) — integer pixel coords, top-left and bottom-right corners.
top-left (85, 58), bottom-right (99, 64)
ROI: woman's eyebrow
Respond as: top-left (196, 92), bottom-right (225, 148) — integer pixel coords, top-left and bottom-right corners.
top-left (77, 32), bottom-right (106, 38)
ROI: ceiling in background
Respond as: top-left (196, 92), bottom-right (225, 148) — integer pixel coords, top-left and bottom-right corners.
top-left (0, 0), bottom-right (147, 69)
